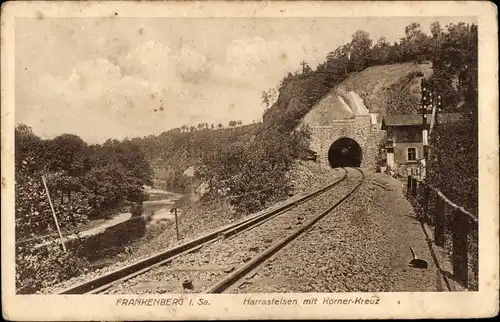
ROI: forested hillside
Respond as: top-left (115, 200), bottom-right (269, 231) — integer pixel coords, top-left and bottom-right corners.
top-left (15, 125), bottom-right (153, 292)
top-left (131, 120), bottom-right (310, 213)
top-left (130, 123), bottom-right (262, 192)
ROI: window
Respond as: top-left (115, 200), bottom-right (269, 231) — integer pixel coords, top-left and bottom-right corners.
top-left (407, 148), bottom-right (417, 161)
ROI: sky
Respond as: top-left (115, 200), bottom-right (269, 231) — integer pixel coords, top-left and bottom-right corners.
top-left (15, 16), bottom-right (476, 143)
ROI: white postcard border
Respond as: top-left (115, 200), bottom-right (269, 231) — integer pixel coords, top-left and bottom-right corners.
top-left (1, 1), bottom-right (498, 320)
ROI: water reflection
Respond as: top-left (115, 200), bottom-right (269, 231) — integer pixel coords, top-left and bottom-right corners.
top-left (143, 189), bottom-right (199, 224)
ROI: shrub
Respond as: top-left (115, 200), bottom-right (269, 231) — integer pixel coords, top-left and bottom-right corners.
top-left (16, 242), bottom-right (90, 294)
top-left (199, 125), bottom-right (310, 214)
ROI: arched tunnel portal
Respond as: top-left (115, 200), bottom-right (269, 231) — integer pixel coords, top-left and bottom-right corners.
top-left (328, 137), bottom-right (362, 168)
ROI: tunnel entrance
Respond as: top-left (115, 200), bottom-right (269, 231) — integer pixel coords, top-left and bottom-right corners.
top-left (328, 137), bottom-right (362, 168)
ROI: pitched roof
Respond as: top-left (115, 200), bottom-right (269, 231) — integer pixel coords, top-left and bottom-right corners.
top-left (381, 113), bottom-right (462, 129)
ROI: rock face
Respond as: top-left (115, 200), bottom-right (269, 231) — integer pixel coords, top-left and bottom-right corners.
top-left (343, 91), bottom-right (370, 116)
top-left (183, 166), bottom-right (196, 177)
top-left (301, 89), bottom-right (369, 124)
top-left (195, 181), bottom-right (210, 196)
top-left (301, 95), bottom-right (354, 126)
top-left (335, 63), bottom-right (433, 115)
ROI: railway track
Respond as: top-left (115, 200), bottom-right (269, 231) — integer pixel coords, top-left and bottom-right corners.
top-left (206, 167), bottom-right (365, 294)
top-left (97, 167), bottom-right (364, 294)
top-left (58, 167), bottom-right (350, 294)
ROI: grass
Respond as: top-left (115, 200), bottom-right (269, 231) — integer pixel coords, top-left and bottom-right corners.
top-left (335, 62), bottom-right (433, 115)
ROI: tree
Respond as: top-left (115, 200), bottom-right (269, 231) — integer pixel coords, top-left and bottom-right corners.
top-left (349, 30), bottom-right (373, 71)
top-left (425, 23), bottom-right (479, 229)
top-left (372, 37), bottom-right (391, 65)
top-left (15, 124), bottom-right (44, 171)
top-left (261, 88), bottom-right (278, 109)
top-left (279, 72), bottom-right (295, 90)
top-left (430, 21), bottom-right (443, 39)
top-left (199, 123), bottom-right (310, 214)
top-left (427, 22), bottom-right (477, 108)
top-left (261, 90), bottom-right (270, 108)
top-left (45, 134), bottom-right (88, 175)
top-left (326, 44), bottom-right (351, 76)
top-left (399, 23), bottom-right (431, 62)
top-left (389, 42), bottom-right (402, 63)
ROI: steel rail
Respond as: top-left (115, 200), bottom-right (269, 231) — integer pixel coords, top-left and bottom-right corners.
top-left (58, 168), bottom-right (348, 294)
top-left (204, 168), bottom-right (365, 294)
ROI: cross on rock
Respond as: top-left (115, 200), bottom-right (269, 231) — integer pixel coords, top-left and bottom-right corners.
top-left (301, 60), bottom-right (307, 74)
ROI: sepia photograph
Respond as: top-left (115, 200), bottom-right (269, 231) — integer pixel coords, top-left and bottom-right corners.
top-left (1, 1), bottom-right (498, 320)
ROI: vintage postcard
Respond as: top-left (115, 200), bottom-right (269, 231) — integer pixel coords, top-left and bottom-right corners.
top-left (1, 0), bottom-right (498, 320)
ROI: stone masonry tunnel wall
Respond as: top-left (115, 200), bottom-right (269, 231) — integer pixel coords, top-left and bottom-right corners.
top-left (306, 115), bottom-right (378, 170)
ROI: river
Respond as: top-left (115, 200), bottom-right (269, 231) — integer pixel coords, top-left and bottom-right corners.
top-left (142, 188), bottom-right (197, 224)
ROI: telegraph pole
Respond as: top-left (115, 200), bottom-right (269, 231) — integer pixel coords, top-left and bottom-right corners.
top-left (436, 93), bottom-right (443, 125)
top-left (421, 79), bottom-right (431, 178)
top-left (42, 175), bottom-right (67, 252)
top-left (170, 207), bottom-right (180, 241)
top-left (421, 78), bottom-right (443, 181)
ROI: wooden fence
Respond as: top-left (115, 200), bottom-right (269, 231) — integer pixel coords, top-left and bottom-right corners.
top-left (406, 175), bottom-right (478, 290)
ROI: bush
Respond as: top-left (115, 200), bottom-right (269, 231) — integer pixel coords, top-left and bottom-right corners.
top-left (16, 242), bottom-right (90, 294)
top-left (426, 117), bottom-right (478, 215)
top-left (131, 202), bottom-right (144, 217)
top-left (199, 125), bottom-right (310, 214)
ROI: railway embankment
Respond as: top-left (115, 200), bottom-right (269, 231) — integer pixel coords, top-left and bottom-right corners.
top-left (102, 168), bottom-right (354, 294)
top-left (237, 172), bottom-right (458, 293)
top-left (131, 161), bottom-right (342, 259)
top-left (39, 162), bottom-right (342, 294)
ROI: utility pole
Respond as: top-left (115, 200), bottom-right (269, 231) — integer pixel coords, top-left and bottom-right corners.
top-left (435, 93), bottom-right (443, 126)
top-left (170, 207), bottom-right (180, 241)
top-left (42, 175), bottom-right (67, 252)
top-left (421, 78), bottom-right (443, 181)
top-left (421, 79), bottom-right (431, 178)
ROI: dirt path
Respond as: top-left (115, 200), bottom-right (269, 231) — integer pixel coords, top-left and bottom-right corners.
top-left (35, 212), bottom-right (132, 249)
top-left (76, 213), bottom-right (132, 237)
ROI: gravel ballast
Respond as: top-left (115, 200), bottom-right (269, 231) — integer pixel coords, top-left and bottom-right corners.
top-left (104, 168), bottom-right (354, 294)
top-left (236, 172), bottom-right (446, 293)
